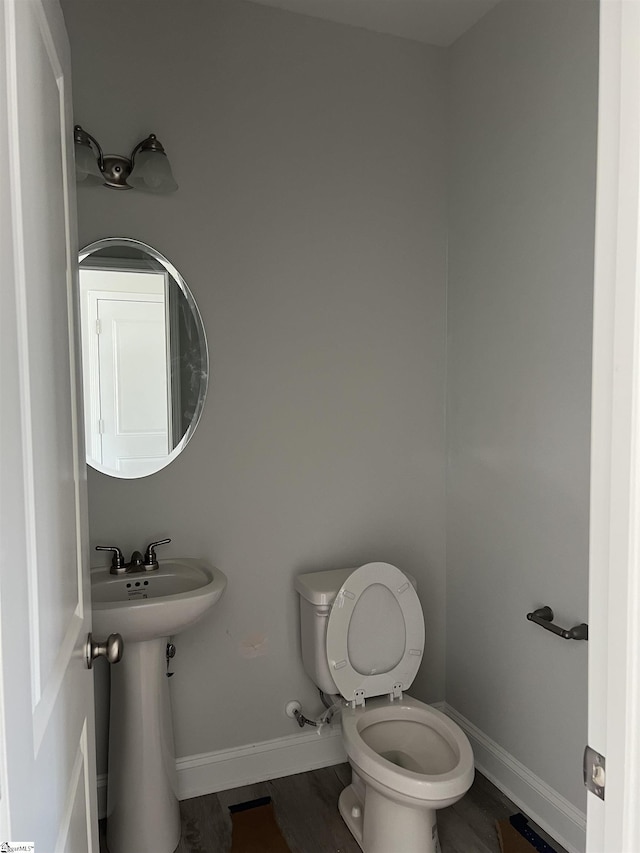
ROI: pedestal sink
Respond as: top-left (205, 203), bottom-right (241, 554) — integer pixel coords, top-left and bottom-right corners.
top-left (91, 558), bottom-right (227, 853)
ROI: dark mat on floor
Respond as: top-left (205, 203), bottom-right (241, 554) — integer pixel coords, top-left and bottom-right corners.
top-left (496, 813), bottom-right (558, 853)
top-left (230, 796), bottom-right (291, 852)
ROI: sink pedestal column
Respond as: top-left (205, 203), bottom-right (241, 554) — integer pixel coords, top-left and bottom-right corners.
top-left (106, 637), bottom-right (181, 853)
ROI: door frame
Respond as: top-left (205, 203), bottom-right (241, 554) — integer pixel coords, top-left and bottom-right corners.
top-left (587, 1), bottom-right (640, 850)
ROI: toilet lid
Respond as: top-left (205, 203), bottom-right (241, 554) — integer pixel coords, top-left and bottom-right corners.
top-left (326, 562), bottom-right (424, 704)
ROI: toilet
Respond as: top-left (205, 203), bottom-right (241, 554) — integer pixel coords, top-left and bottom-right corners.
top-left (295, 562), bottom-right (475, 853)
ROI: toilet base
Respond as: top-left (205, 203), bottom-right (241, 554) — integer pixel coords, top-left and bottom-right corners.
top-left (338, 776), bottom-right (441, 853)
top-left (338, 784), bottom-right (365, 849)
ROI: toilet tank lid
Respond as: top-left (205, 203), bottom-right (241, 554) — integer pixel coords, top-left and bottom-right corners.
top-left (295, 566), bottom-right (417, 606)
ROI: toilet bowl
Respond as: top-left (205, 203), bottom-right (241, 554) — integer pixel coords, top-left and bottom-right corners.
top-left (340, 696), bottom-right (474, 852)
top-left (295, 562), bottom-right (475, 853)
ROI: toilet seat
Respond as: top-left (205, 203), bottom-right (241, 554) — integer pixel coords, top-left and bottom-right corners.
top-left (326, 562), bottom-right (425, 706)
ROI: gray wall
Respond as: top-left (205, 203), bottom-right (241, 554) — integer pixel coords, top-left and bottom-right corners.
top-left (64, 0), bottom-right (600, 824)
top-left (446, 0), bottom-right (598, 812)
top-left (62, 0), bottom-right (449, 772)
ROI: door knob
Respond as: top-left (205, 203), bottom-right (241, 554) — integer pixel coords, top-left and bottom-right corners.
top-left (85, 632), bottom-right (124, 669)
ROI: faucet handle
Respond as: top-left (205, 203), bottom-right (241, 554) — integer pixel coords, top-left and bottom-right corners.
top-left (96, 546), bottom-right (126, 574)
top-left (144, 538), bottom-right (171, 568)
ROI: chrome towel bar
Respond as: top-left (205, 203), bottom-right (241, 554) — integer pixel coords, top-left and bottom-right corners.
top-left (526, 606), bottom-right (588, 641)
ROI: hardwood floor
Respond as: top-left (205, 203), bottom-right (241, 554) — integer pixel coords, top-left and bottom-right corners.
top-left (100, 766), bottom-right (570, 852)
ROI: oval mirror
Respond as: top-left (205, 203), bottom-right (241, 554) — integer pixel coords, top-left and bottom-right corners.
top-left (78, 238), bottom-right (208, 478)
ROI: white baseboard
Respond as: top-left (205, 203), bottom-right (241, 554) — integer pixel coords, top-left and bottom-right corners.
top-left (176, 724), bottom-right (347, 800)
top-left (442, 703), bottom-right (586, 853)
top-left (97, 724), bottom-right (346, 818)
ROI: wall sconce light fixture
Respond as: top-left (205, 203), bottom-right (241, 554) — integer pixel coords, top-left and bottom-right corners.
top-left (74, 125), bottom-right (178, 193)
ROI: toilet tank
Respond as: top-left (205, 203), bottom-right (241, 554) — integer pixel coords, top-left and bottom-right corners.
top-left (294, 566), bottom-right (418, 697)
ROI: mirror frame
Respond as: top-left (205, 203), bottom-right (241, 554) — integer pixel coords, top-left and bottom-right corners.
top-left (78, 237), bottom-right (209, 478)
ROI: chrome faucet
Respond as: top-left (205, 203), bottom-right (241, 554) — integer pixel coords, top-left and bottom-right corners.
top-left (96, 538), bottom-right (171, 575)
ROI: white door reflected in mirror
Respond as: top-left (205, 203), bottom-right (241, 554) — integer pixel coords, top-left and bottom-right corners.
top-left (80, 267), bottom-right (170, 475)
top-left (78, 239), bottom-right (208, 479)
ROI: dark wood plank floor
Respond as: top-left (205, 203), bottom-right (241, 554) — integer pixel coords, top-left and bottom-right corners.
top-left (100, 766), bottom-right (570, 853)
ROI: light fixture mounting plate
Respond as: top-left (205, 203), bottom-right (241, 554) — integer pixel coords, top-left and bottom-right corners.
top-left (102, 154), bottom-right (133, 190)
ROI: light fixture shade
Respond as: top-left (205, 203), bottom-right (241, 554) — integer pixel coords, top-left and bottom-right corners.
top-left (74, 141), bottom-right (103, 185)
top-left (128, 150), bottom-right (178, 194)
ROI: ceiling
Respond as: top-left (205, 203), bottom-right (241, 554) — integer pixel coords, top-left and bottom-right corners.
top-left (245, 0), bottom-right (501, 47)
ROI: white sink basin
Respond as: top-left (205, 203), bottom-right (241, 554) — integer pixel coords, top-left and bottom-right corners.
top-left (91, 557), bottom-right (226, 642)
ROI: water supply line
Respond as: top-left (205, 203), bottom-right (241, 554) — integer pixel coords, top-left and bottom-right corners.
top-left (293, 709), bottom-right (318, 728)
top-left (286, 690), bottom-right (343, 731)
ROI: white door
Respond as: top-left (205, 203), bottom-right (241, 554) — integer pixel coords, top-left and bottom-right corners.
top-left (587, 2), bottom-right (640, 851)
top-left (96, 295), bottom-right (170, 475)
top-left (79, 267), bottom-right (173, 477)
top-left (0, 0), bottom-right (99, 850)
